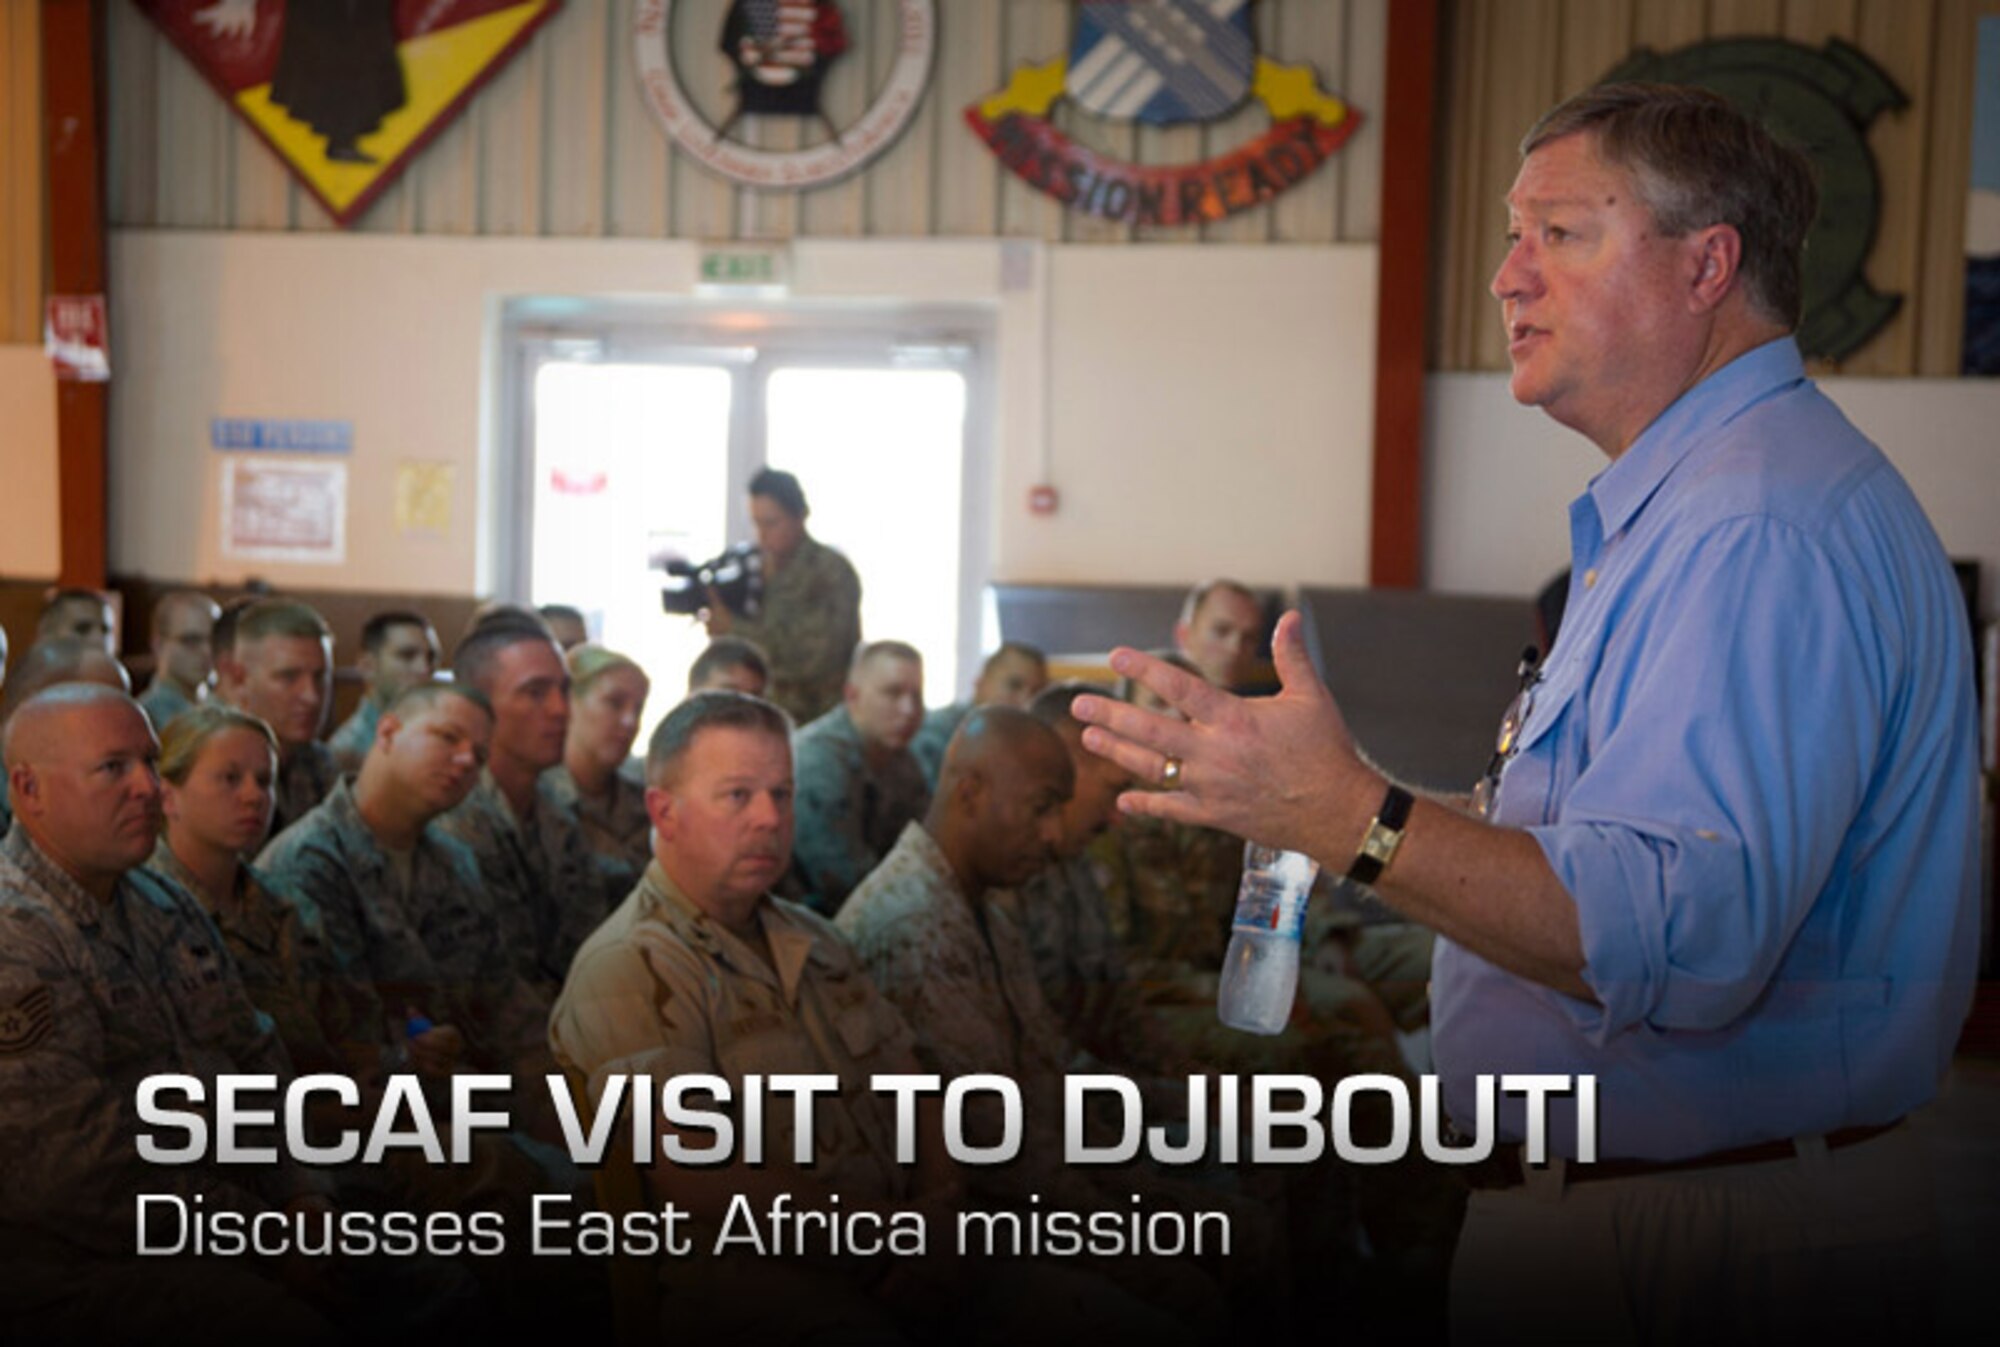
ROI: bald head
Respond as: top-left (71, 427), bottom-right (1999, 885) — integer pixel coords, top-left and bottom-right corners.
top-left (930, 706), bottom-right (1074, 894)
top-left (0, 637), bottom-right (131, 724)
top-left (4, 685), bottom-right (162, 899)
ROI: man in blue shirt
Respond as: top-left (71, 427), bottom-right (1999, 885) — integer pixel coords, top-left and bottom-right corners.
top-left (1075, 84), bottom-right (1978, 1341)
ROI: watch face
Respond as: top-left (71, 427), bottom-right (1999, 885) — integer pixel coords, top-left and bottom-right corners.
top-left (1605, 37), bottom-right (1907, 361)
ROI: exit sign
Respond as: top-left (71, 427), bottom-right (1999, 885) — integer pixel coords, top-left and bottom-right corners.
top-left (697, 245), bottom-right (789, 295)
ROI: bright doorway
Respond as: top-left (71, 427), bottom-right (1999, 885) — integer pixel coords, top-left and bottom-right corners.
top-left (505, 307), bottom-right (991, 739)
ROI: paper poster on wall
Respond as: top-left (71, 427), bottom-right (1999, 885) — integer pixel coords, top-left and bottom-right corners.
top-left (221, 459), bottom-right (347, 563)
top-left (395, 461), bottom-right (455, 536)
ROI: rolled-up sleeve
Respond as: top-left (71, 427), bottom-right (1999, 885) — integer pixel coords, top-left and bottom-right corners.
top-left (1522, 517), bottom-right (1883, 1041)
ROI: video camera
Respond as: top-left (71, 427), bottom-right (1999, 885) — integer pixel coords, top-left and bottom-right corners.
top-left (659, 542), bottom-right (765, 620)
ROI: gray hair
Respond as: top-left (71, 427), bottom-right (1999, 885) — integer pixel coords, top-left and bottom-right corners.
top-left (1521, 82), bottom-right (1818, 330)
top-left (646, 690), bottom-right (792, 785)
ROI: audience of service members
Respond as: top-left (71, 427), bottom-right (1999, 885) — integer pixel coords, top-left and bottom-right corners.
top-left (0, 553), bottom-right (1447, 1338)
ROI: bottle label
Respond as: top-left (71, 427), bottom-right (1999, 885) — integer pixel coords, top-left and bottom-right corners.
top-left (1231, 874), bottom-right (1306, 942)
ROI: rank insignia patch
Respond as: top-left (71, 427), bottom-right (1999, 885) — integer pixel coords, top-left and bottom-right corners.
top-left (965, 0), bottom-right (1362, 228)
top-left (138, 0), bottom-right (565, 227)
top-left (0, 985), bottom-right (54, 1055)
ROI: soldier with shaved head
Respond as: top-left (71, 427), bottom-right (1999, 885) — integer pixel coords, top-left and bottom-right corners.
top-left (0, 637), bottom-right (133, 838)
top-left (35, 587), bottom-right (116, 657)
top-left (0, 686), bottom-right (334, 1340)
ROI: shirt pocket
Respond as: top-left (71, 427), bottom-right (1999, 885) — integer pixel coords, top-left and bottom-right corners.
top-left (1492, 665), bottom-right (1583, 829)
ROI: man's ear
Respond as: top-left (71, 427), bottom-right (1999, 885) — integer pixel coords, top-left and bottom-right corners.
top-left (1686, 224), bottom-right (1742, 314)
top-left (645, 784), bottom-right (676, 841)
top-left (374, 713), bottom-right (402, 752)
top-left (215, 653), bottom-right (245, 691)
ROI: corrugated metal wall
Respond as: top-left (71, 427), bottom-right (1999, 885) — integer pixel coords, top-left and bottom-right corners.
top-left (1434, 0), bottom-right (2000, 376)
top-left (105, 0), bottom-right (1387, 244)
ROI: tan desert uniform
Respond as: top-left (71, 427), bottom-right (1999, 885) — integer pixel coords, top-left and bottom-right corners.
top-left (437, 771), bottom-right (607, 991)
top-left (790, 706), bottom-right (931, 914)
top-left (727, 534), bottom-right (862, 726)
top-left (0, 826), bottom-right (334, 1334)
top-left (258, 778), bottom-right (551, 1078)
top-left (539, 762), bottom-right (652, 912)
top-left (550, 862), bottom-right (922, 1339)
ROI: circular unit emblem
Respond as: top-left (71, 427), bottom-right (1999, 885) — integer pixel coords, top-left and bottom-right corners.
top-left (635, 0), bottom-right (936, 191)
top-left (1606, 38), bottom-right (1906, 362)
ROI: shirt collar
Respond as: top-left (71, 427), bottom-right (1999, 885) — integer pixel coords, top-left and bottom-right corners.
top-left (1586, 336), bottom-right (1806, 541)
top-left (637, 860), bottom-right (817, 1004)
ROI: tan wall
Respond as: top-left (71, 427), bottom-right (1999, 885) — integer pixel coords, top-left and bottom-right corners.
top-left (105, 0), bottom-right (1387, 245)
top-left (107, 230), bottom-right (1380, 597)
top-left (1434, 0), bottom-right (2000, 376)
top-left (1, 0), bottom-right (42, 347)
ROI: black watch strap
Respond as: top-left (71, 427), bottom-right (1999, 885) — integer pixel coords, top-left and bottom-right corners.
top-left (1346, 784), bottom-right (1414, 885)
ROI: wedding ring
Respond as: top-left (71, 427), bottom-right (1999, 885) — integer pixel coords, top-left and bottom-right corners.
top-left (1160, 755), bottom-right (1184, 789)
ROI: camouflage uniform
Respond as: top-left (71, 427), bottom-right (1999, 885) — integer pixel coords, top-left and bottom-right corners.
top-left (549, 861), bottom-right (928, 1340)
top-left (0, 825), bottom-right (335, 1334)
top-left (728, 534), bottom-right (862, 725)
top-left (324, 696), bottom-right (380, 771)
top-left (993, 853), bottom-right (1189, 1078)
top-left (838, 824), bottom-right (1244, 1326)
top-left (436, 771), bottom-right (608, 993)
top-left (274, 739), bottom-right (341, 840)
top-left (789, 706), bottom-right (931, 915)
top-left (835, 823), bottom-right (1101, 1210)
top-left (135, 679), bottom-right (196, 732)
top-left (144, 842), bottom-right (362, 1079)
top-left (257, 778), bottom-right (551, 1077)
top-left (908, 700), bottom-right (970, 787)
top-left (539, 762), bottom-right (652, 914)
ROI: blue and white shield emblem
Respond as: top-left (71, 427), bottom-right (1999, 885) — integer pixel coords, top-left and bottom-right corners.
top-left (1064, 0), bottom-right (1257, 126)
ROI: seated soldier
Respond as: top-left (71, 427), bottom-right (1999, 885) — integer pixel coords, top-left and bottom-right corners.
top-left (551, 692), bottom-right (1161, 1342)
top-left (836, 707), bottom-right (1234, 1324)
top-left (0, 637), bottom-right (133, 836)
top-left (537, 604), bottom-right (588, 652)
top-left (686, 634), bottom-right (769, 696)
top-left (436, 616), bottom-right (604, 991)
top-left (35, 586), bottom-right (117, 657)
top-left (258, 683), bottom-right (552, 1092)
top-left (136, 589), bottom-right (220, 729)
top-left (150, 706), bottom-right (356, 1081)
top-left (909, 640), bottom-right (1049, 786)
top-left (0, 686), bottom-right (335, 1342)
top-left (541, 644), bottom-right (652, 908)
top-left (789, 639), bottom-right (929, 913)
top-left (215, 599), bottom-right (340, 839)
top-left (1173, 579), bottom-right (1269, 694)
top-left (992, 682), bottom-right (1185, 1077)
top-left (327, 610), bottom-right (441, 773)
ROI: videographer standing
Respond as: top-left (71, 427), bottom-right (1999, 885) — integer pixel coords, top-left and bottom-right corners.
top-left (705, 468), bottom-right (862, 725)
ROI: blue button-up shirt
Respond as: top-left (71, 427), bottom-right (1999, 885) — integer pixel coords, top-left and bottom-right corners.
top-left (1432, 338), bottom-right (1980, 1161)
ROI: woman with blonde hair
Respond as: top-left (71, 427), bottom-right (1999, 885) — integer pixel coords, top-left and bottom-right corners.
top-left (542, 643), bottom-right (653, 905)
top-left (146, 703), bottom-right (347, 1075)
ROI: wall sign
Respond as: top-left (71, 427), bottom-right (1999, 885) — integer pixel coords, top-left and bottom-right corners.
top-left (138, 0), bottom-right (564, 227)
top-left (1606, 38), bottom-right (1905, 362)
top-left (965, 1), bottom-right (1362, 228)
top-left (44, 295), bottom-right (109, 382)
top-left (221, 458), bottom-right (347, 564)
top-left (210, 417), bottom-right (354, 453)
top-left (636, 0), bottom-right (936, 190)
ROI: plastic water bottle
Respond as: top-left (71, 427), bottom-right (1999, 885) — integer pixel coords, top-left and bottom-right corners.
top-left (1217, 843), bottom-right (1320, 1035)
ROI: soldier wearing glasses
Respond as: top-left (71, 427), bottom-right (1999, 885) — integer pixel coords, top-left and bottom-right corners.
top-left (1074, 84), bottom-right (1978, 1342)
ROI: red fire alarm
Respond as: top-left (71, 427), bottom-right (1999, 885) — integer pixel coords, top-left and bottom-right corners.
top-left (1028, 484), bottom-right (1059, 515)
